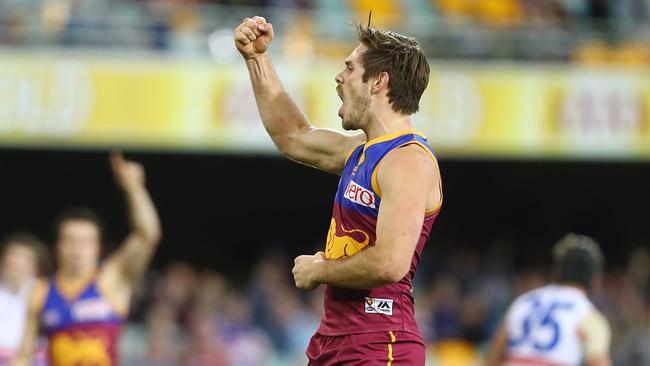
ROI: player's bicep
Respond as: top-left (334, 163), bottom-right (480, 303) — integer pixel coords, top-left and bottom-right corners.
top-left (105, 233), bottom-right (156, 283)
top-left (286, 127), bottom-right (365, 174)
top-left (374, 148), bottom-right (434, 278)
top-left (579, 311), bottom-right (612, 366)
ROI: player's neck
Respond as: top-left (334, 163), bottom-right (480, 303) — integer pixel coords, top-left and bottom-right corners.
top-left (58, 267), bottom-right (96, 283)
top-left (363, 112), bottom-right (413, 141)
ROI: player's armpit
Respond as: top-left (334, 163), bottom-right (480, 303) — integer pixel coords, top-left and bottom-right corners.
top-left (579, 310), bottom-right (612, 366)
top-left (373, 144), bottom-right (438, 282)
top-left (99, 232), bottom-right (158, 315)
top-left (97, 258), bottom-right (132, 316)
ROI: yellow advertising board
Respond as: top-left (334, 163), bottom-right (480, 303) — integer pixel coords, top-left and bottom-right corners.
top-left (0, 54), bottom-right (649, 159)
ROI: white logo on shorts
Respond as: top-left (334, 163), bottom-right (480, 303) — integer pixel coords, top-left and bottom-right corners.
top-left (365, 297), bottom-right (393, 316)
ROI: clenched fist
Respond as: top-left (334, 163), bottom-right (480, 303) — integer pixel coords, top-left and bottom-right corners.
top-left (233, 16), bottom-right (274, 59)
top-left (110, 151), bottom-right (146, 192)
top-left (292, 251), bottom-right (325, 290)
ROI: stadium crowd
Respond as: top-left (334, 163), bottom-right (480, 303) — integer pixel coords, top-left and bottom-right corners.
top-left (103, 242), bottom-right (650, 365)
top-left (1, 0), bottom-right (649, 61)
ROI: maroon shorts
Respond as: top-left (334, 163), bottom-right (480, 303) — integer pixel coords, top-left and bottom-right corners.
top-left (307, 331), bottom-right (425, 365)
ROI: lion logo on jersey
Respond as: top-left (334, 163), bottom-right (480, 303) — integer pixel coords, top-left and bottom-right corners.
top-left (325, 218), bottom-right (370, 259)
top-left (50, 333), bottom-right (112, 366)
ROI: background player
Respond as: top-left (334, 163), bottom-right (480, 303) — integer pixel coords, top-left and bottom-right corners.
top-left (11, 152), bottom-right (161, 366)
top-left (486, 233), bottom-right (611, 366)
top-left (234, 16), bottom-right (442, 364)
top-left (0, 233), bottom-right (47, 366)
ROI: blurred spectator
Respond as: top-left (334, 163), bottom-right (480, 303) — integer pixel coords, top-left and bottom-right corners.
top-left (0, 233), bottom-right (48, 366)
top-left (184, 272), bottom-right (229, 366)
top-left (219, 292), bottom-right (273, 365)
top-left (429, 274), bottom-right (463, 340)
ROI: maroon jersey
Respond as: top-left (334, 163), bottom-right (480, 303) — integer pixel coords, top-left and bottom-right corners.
top-left (318, 130), bottom-right (442, 336)
top-left (39, 275), bottom-right (125, 366)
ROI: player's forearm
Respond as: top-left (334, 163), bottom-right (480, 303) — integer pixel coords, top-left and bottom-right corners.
top-left (314, 247), bottom-right (404, 289)
top-left (245, 53), bottom-right (311, 153)
top-left (123, 186), bottom-right (161, 245)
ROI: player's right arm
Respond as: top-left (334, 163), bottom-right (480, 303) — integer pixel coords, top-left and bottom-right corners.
top-left (234, 16), bottom-right (365, 175)
top-left (10, 280), bottom-right (47, 366)
top-left (579, 310), bottom-right (612, 366)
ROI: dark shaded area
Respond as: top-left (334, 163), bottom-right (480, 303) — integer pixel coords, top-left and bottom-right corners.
top-left (1, 149), bottom-right (648, 279)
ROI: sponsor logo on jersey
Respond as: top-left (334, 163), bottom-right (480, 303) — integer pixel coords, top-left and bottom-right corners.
top-left (344, 180), bottom-right (376, 208)
top-left (72, 298), bottom-right (113, 322)
top-left (365, 297), bottom-right (393, 315)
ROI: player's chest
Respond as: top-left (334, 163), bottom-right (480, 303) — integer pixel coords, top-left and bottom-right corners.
top-left (42, 295), bottom-right (116, 329)
top-left (337, 168), bottom-right (378, 211)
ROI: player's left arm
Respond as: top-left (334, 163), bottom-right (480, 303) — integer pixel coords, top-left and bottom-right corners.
top-left (293, 145), bottom-right (439, 289)
top-left (102, 152), bottom-right (162, 289)
top-left (580, 310), bottom-right (612, 366)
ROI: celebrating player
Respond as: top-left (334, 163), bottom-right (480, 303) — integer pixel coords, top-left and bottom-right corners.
top-left (0, 233), bottom-right (47, 366)
top-left (234, 16), bottom-right (442, 365)
top-left (11, 152), bottom-right (161, 366)
top-left (486, 234), bottom-right (611, 366)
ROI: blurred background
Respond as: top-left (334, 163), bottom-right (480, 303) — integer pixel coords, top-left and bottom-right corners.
top-left (1, 0), bottom-right (649, 365)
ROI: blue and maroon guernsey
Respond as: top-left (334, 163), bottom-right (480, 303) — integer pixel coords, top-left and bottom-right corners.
top-left (318, 130), bottom-right (442, 336)
top-left (39, 275), bottom-right (125, 366)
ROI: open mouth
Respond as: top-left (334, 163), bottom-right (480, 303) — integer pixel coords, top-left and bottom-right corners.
top-left (336, 87), bottom-right (343, 101)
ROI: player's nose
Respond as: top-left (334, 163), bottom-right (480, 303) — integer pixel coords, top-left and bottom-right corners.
top-left (335, 72), bottom-right (343, 85)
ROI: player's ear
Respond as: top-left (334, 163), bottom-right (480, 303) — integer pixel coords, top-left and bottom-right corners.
top-left (371, 72), bottom-right (389, 94)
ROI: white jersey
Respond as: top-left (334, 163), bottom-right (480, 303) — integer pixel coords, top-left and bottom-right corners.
top-left (0, 281), bottom-right (33, 365)
top-left (504, 284), bottom-right (595, 366)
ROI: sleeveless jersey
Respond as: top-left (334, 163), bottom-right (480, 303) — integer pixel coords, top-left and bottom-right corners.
top-left (0, 281), bottom-right (33, 365)
top-left (39, 275), bottom-right (125, 366)
top-left (318, 130), bottom-right (442, 336)
top-left (504, 284), bottom-right (596, 366)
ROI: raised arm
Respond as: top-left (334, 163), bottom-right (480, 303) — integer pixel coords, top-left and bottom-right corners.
top-left (234, 16), bottom-right (365, 175)
top-left (292, 145), bottom-right (440, 289)
top-left (102, 152), bottom-right (161, 287)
